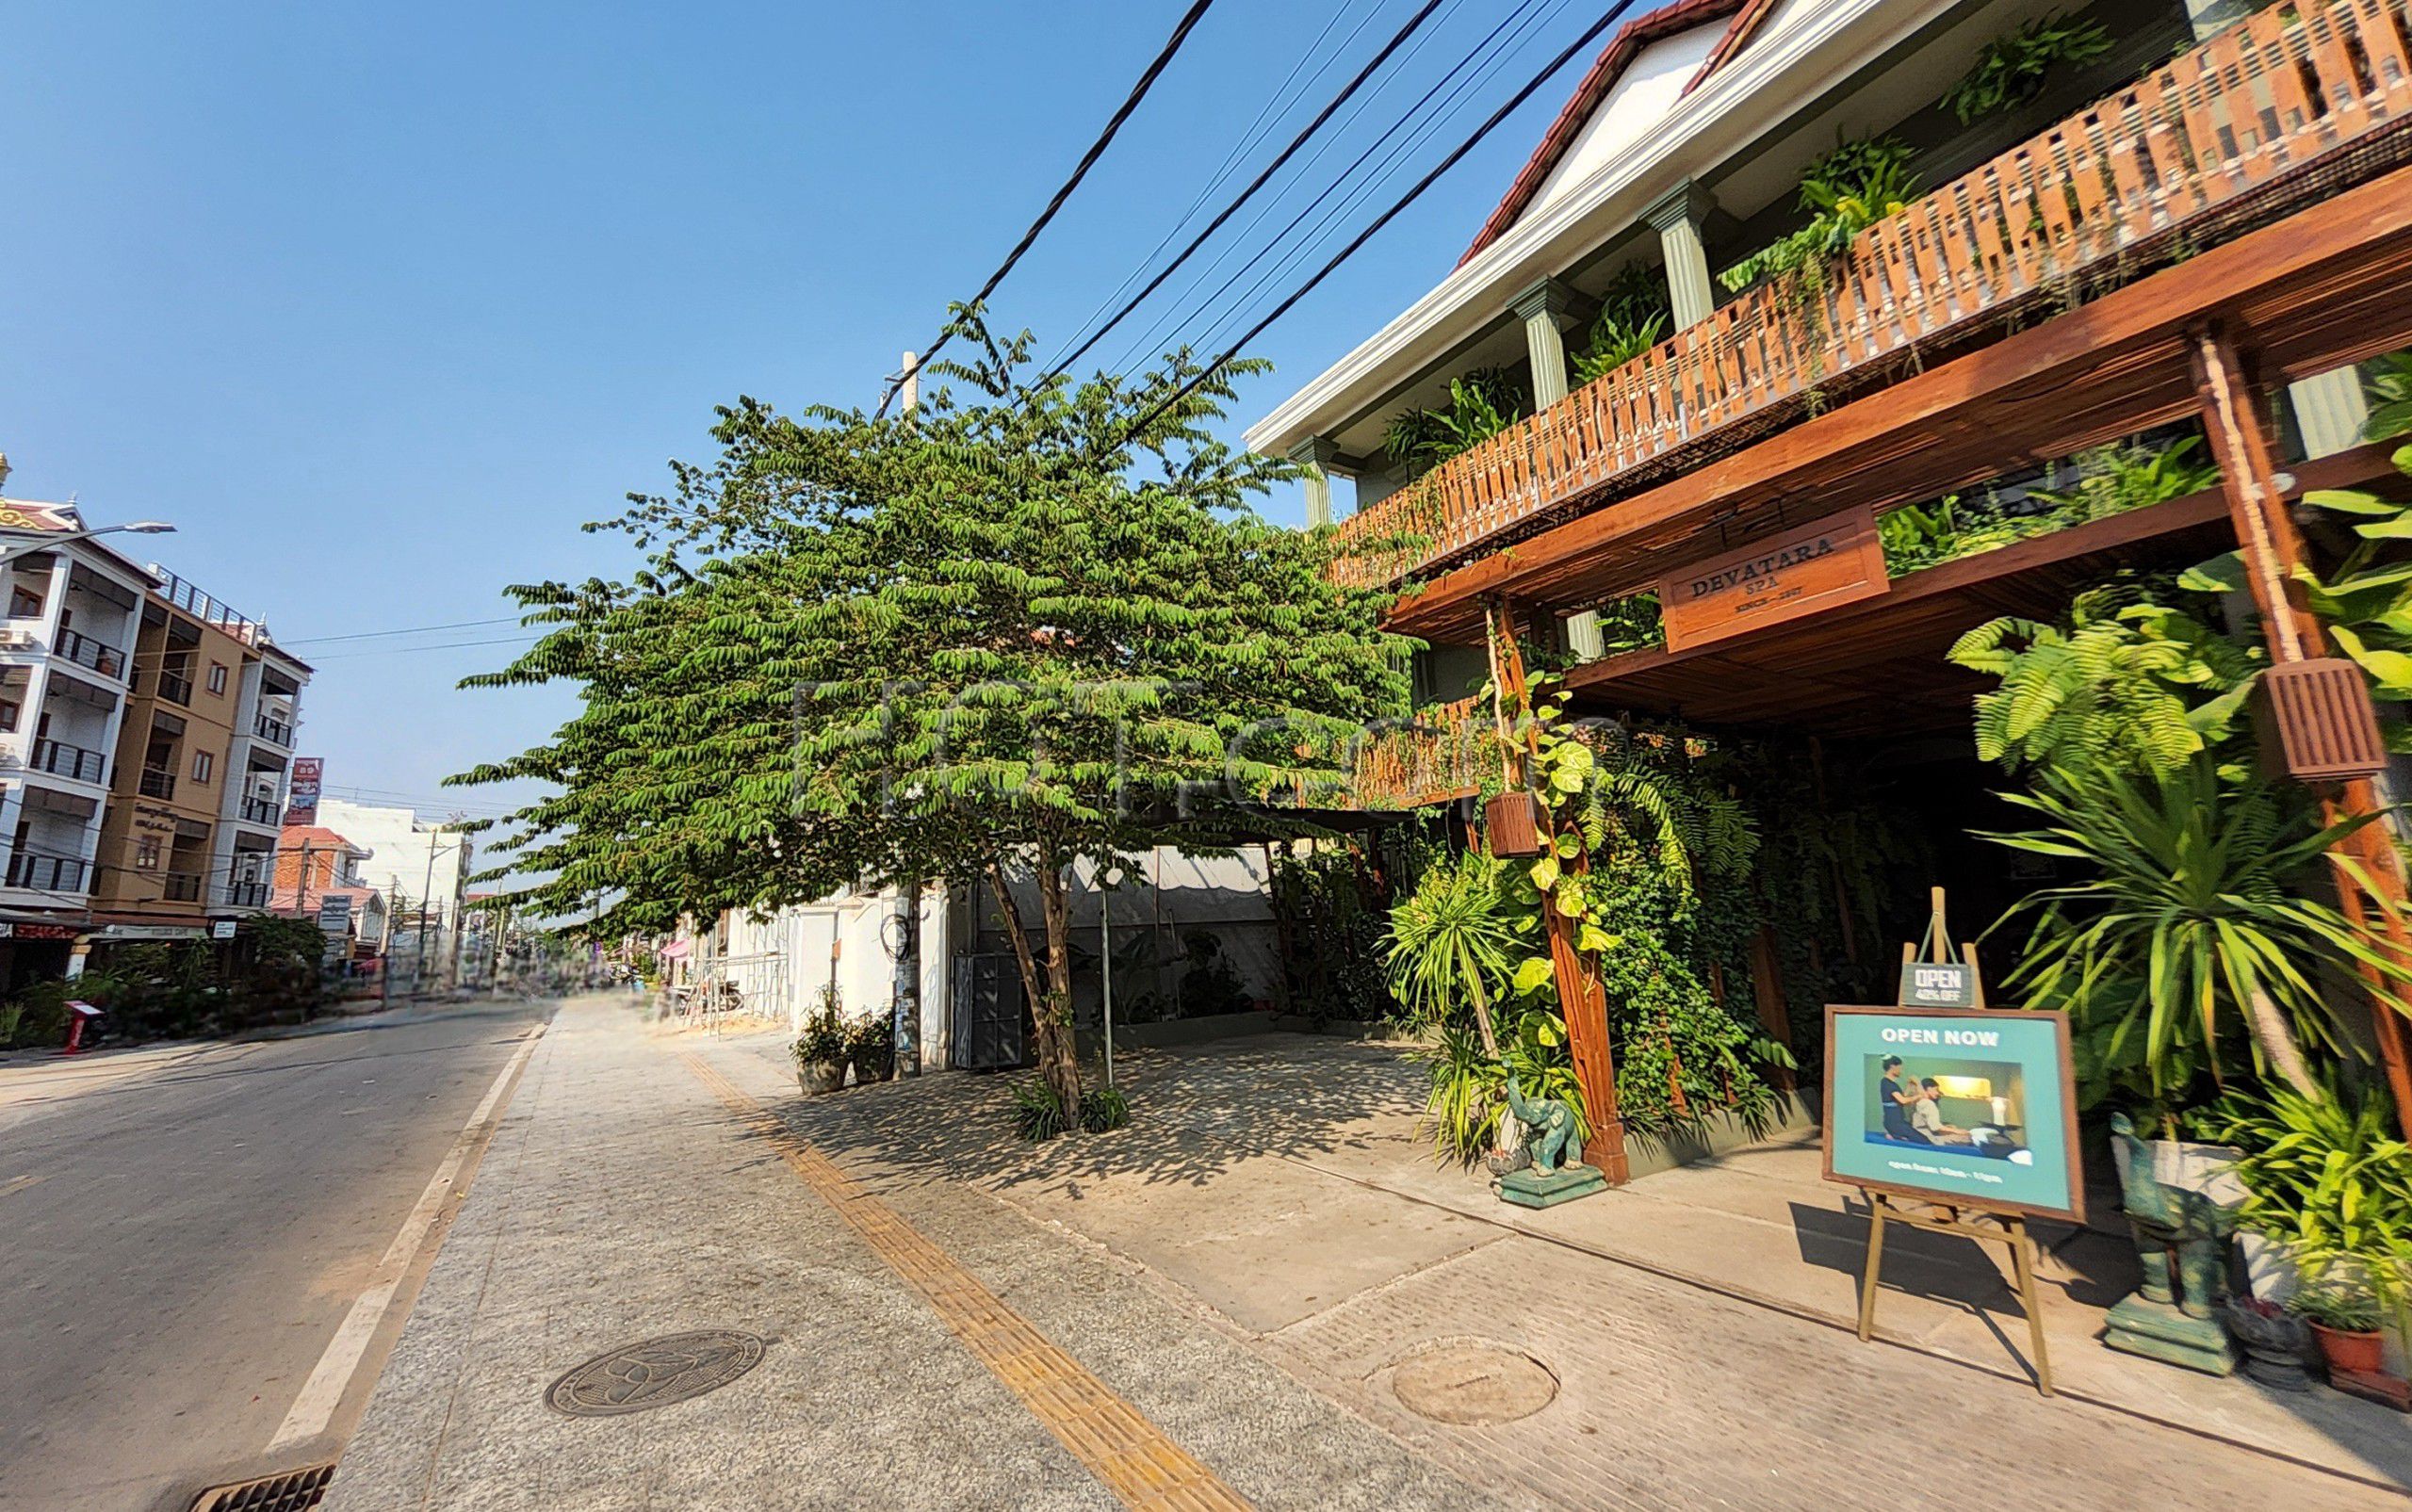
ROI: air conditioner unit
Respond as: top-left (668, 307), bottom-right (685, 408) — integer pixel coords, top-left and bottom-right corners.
top-left (3, 629), bottom-right (38, 649)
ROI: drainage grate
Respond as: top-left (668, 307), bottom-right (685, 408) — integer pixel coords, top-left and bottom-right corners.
top-left (546, 1329), bottom-right (766, 1417)
top-left (189, 1463), bottom-right (337, 1512)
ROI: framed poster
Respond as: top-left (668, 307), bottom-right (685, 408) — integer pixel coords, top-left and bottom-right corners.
top-left (1821, 1005), bottom-right (2082, 1224)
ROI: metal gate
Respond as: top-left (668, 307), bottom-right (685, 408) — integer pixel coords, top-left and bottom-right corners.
top-left (951, 953), bottom-right (1025, 1069)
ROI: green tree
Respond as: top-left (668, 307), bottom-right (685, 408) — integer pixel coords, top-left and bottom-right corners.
top-left (453, 315), bottom-right (1409, 1122)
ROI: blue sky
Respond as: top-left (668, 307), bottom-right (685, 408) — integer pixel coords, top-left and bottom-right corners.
top-left (0, 0), bottom-right (1600, 826)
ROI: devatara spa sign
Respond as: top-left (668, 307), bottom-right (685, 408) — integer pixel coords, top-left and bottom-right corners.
top-left (1656, 503), bottom-right (1889, 652)
top-left (1821, 1006), bottom-right (2083, 1224)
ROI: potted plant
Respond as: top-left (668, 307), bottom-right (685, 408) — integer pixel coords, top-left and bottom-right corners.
top-left (847, 1014), bottom-right (894, 1085)
top-left (791, 1005), bottom-right (847, 1094)
top-left (2292, 1277), bottom-right (2388, 1378)
top-left (2223, 1295), bottom-right (2313, 1390)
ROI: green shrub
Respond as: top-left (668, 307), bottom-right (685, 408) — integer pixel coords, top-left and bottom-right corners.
top-left (1010, 1079), bottom-right (1073, 1142)
top-left (846, 1014), bottom-right (894, 1082)
top-left (1079, 1086), bottom-right (1131, 1133)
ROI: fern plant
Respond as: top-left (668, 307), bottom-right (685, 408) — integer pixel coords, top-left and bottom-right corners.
top-left (1382, 368), bottom-right (1527, 471)
top-left (1943, 12), bottom-right (2114, 124)
top-left (1948, 587), bottom-right (2261, 775)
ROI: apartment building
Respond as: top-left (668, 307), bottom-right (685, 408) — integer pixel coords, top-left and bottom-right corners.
top-left (1246, 0), bottom-right (2412, 1177)
top-left (87, 572), bottom-right (311, 936)
top-left (0, 495), bottom-right (158, 980)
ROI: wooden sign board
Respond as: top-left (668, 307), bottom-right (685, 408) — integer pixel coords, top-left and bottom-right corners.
top-left (1656, 504), bottom-right (1890, 653)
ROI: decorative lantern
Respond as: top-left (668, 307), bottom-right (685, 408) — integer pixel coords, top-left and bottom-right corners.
top-left (1484, 789), bottom-right (1547, 858)
top-left (2259, 658), bottom-right (2388, 783)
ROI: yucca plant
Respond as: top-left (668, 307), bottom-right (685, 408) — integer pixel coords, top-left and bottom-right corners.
top-left (1984, 756), bottom-right (2412, 1105)
top-left (1385, 850), bottom-right (1522, 1056)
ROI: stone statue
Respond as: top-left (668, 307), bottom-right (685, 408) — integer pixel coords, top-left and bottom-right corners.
top-left (2103, 1112), bottom-right (2241, 1374)
top-left (1502, 1076), bottom-right (1582, 1176)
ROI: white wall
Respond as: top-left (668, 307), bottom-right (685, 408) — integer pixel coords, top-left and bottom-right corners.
top-left (1524, 24), bottom-right (1728, 224)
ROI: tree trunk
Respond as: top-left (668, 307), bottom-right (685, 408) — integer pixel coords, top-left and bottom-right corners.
top-left (986, 858), bottom-right (1080, 1122)
top-left (1033, 853), bottom-right (1085, 1120)
top-left (2243, 984), bottom-right (2323, 1103)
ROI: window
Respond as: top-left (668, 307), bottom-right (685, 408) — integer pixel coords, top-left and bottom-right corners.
top-left (0, 700), bottom-right (17, 734)
top-left (206, 662), bottom-right (228, 695)
top-left (135, 835), bottom-right (161, 870)
top-left (192, 751), bottom-right (214, 784)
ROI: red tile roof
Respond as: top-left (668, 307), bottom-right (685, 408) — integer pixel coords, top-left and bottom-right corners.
top-left (278, 824), bottom-right (367, 855)
top-left (1459, 0), bottom-right (1753, 268)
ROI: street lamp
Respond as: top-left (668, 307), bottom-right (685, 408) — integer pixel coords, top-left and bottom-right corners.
top-left (0, 521), bottom-right (177, 570)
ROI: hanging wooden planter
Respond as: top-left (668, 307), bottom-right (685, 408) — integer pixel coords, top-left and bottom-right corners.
top-left (1484, 789), bottom-right (1547, 857)
top-left (2259, 658), bottom-right (2388, 782)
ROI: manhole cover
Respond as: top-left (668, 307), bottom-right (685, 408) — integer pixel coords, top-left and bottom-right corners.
top-left (546, 1330), bottom-right (766, 1417)
top-left (1389, 1342), bottom-right (1558, 1425)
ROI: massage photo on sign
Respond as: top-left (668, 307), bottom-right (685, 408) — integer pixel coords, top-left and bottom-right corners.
top-left (1866, 1053), bottom-right (2031, 1163)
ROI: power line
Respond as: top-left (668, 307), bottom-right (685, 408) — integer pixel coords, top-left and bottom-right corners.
top-left (1129, 0), bottom-right (1553, 376)
top-left (301, 634), bottom-right (543, 662)
top-left (880, 0), bottom-right (1221, 417)
top-left (1126, 0), bottom-right (1643, 443)
top-left (1045, 0), bottom-right (1379, 374)
top-left (1046, 0), bottom-right (1455, 384)
top-left (1102, 0), bottom-right (1508, 377)
top-left (278, 616), bottom-right (524, 645)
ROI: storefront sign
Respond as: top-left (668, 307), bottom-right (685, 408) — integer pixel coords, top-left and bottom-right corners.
top-left (0, 921), bottom-right (83, 940)
top-left (316, 893), bottom-right (352, 935)
top-left (1898, 960), bottom-right (1977, 1008)
top-left (212, 919), bottom-right (237, 940)
top-left (1656, 504), bottom-right (1890, 652)
top-left (1822, 1005), bottom-right (2083, 1223)
top-left (286, 757), bottom-right (324, 825)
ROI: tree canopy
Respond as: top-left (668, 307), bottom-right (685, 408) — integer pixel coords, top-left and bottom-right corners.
top-left (453, 316), bottom-right (1412, 1113)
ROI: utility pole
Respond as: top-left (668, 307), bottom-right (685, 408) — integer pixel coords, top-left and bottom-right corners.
top-left (891, 350), bottom-right (924, 1075)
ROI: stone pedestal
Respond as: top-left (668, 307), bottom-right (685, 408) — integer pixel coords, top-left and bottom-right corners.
top-left (2105, 1293), bottom-right (2238, 1375)
top-left (1495, 1162), bottom-right (1606, 1209)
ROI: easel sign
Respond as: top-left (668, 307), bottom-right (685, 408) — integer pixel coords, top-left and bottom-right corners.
top-left (1898, 886), bottom-right (1980, 1008)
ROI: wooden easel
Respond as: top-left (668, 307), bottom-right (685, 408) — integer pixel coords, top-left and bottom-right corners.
top-left (1853, 887), bottom-right (2055, 1396)
top-left (1856, 1193), bottom-right (2054, 1395)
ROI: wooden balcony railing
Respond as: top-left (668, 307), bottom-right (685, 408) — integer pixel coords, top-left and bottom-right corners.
top-left (1283, 696), bottom-right (1490, 810)
top-left (1334, 0), bottom-right (2412, 588)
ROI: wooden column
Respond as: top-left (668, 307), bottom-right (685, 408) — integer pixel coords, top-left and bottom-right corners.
top-left (1487, 602), bottom-right (1629, 1181)
top-left (2192, 327), bottom-right (2412, 1134)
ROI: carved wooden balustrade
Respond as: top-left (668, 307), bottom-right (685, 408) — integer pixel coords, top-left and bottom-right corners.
top-left (1333, 0), bottom-right (2412, 589)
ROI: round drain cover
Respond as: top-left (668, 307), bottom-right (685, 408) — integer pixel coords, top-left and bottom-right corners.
top-left (546, 1330), bottom-right (766, 1417)
top-left (1389, 1342), bottom-right (1558, 1425)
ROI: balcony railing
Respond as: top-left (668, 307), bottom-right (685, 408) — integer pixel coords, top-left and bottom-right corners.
top-left (138, 765), bottom-right (177, 800)
top-left (55, 627), bottom-right (124, 679)
top-left (224, 877), bottom-right (269, 909)
top-left (161, 871), bottom-right (204, 902)
top-left (1333, 0), bottom-right (2412, 587)
top-left (239, 794), bottom-right (281, 827)
top-left (6, 854), bottom-right (88, 892)
top-left (1280, 696), bottom-right (1489, 810)
top-left (30, 739), bottom-right (106, 784)
top-left (254, 714), bottom-right (292, 746)
top-left (155, 670), bottom-right (192, 707)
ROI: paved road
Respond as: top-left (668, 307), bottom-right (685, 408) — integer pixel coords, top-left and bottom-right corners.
top-left (0, 1000), bottom-right (550, 1512)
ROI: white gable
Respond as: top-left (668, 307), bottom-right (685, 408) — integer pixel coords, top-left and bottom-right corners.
top-left (1524, 24), bottom-right (1726, 223)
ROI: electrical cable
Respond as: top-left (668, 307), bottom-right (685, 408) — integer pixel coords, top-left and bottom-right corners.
top-left (880, 0), bottom-right (1222, 416)
top-left (1124, 0), bottom-right (1644, 443)
top-left (1044, 0), bottom-right (1379, 373)
top-left (1044, 0), bottom-right (1454, 382)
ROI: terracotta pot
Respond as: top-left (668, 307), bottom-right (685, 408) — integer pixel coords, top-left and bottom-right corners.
top-left (2311, 1322), bottom-right (2388, 1376)
top-left (797, 1060), bottom-right (845, 1095)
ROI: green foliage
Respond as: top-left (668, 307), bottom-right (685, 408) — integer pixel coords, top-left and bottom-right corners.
top-left (453, 309), bottom-right (1410, 1127)
top-left (1882, 438), bottom-right (2222, 578)
top-left (846, 1014), bottom-right (893, 1081)
top-left (1079, 1085), bottom-right (1132, 1133)
top-left (1570, 263), bottom-right (1677, 387)
top-left (1382, 368), bottom-right (1528, 471)
top-left (1174, 930), bottom-right (1250, 1017)
top-left (1267, 841), bottom-right (1395, 1026)
top-left (1942, 11), bottom-right (2114, 124)
top-left (1009, 1078), bottom-right (1074, 1142)
top-left (2292, 1278), bottom-right (2386, 1332)
top-left (1386, 850), bottom-right (1523, 1057)
top-left (1983, 756), bottom-right (2412, 1109)
top-left (1948, 585), bottom-right (2260, 775)
top-left (1719, 136), bottom-right (1918, 295)
top-left (792, 1002), bottom-right (847, 1066)
top-left (4, 979), bottom-right (73, 1049)
top-left (2188, 444), bottom-right (2412, 738)
top-left (2220, 1081), bottom-right (2412, 1327)
top-left (2362, 351), bottom-right (2412, 443)
top-left (1587, 593), bottom-right (1663, 657)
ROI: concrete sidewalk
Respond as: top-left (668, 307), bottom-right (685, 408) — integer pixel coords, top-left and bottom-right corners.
top-left (731, 1028), bottom-right (2408, 1509)
top-left (327, 1000), bottom-right (1474, 1510)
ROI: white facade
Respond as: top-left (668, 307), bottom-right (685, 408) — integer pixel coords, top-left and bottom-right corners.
top-left (671, 884), bottom-right (952, 1065)
top-left (0, 512), bottom-right (155, 922)
top-left (315, 797), bottom-right (474, 987)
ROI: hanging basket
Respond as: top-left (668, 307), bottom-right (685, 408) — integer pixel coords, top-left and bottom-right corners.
top-left (1484, 789), bottom-right (1547, 858)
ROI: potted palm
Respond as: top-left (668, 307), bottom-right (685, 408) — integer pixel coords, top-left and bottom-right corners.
top-left (2293, 1278), bottom-right (2388, 1377)
top-left (791, 1004), bottom-right (847, 1095)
